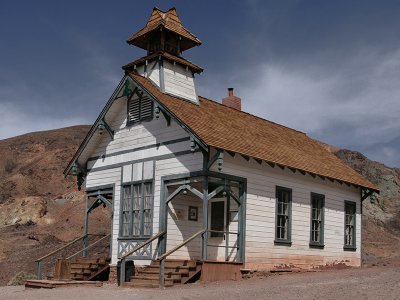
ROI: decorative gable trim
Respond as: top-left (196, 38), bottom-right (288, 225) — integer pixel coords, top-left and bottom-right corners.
top-left (64, 74), bottom-right (208, 179)
top-left (64, 75), bottom-right (127, 176)
top-left (128, 74), bottom-right (207, 151)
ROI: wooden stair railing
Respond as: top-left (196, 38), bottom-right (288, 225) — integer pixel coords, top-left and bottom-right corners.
top-left (35, 234), bottom-right (87, 279)
top-left (66, 234), bottom-right (111, 261)
top-left (119, 231), bottom-right (166, 285)
top-left (35, 234), bottom-right (109, 280)
top-left (157, 228), bottom-right (206, 288)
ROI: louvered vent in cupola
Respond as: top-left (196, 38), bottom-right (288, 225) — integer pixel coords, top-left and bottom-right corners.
top-left (127, 93), bottom-right (154, 125)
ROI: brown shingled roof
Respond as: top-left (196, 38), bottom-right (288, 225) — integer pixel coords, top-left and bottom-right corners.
top-left (127, 7), bottom-right (201, 52)
top-left (129, 72), bottom-right (378, 192)
top-left (122, 51), bottom-right (203, 73)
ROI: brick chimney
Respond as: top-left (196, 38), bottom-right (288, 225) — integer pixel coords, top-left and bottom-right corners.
top-left (222, 88), bottom-right (241, 110)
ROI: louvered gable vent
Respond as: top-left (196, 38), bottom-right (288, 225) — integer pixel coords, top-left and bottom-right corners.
top-left (128, 93), bottom-right (153, 124)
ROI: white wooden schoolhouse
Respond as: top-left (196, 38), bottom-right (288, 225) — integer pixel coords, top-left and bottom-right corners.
top-left (63, 7), bottom-right (378, 287)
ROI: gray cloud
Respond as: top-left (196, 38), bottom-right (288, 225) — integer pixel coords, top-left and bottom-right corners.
top-left (1, 1), bottom-right (400, 168)
top-left (198, 45), bottom-right (400, 167)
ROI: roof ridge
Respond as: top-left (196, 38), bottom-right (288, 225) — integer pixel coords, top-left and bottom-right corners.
top-left (198, 96), bottom-right (306, 136)
top-left (128, 73), bottom-right (304, 135)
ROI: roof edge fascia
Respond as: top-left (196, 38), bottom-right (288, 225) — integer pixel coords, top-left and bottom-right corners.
top-left (128, 73), bottom-right (208, 152)
top-left (64, 75), bottom-right (127, 176)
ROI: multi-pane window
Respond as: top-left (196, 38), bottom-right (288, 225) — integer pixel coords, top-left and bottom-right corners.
top-left (344, 201), bottom-right (356, 249)
top-left (275, 186), bottom-right (292, 244)
top-left (121, 181), bottom-right (153, 238)
top-left (127, 92), bottom-right (153, 125)
top-left (310, 193), bottom-right (324, 247)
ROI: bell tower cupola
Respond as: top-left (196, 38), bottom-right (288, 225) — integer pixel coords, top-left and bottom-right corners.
top-left (123, 7), bottom-right (203, 104)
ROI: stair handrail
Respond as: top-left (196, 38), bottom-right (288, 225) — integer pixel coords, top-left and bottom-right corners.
top-left (35, 233), bottom-right (88, 279)
top-left (66, 233), bottom-right (111, 260)
top-left (119, 231), bottom-right (166, 285)
top-left (157, 228), bottom-right (206, 288)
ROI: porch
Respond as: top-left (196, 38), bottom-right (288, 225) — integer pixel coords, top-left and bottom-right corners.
top-left (119, 170), bottom-right (247, 287)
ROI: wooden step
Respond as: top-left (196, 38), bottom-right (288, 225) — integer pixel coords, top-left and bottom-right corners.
top-left (128, 277), bottom-right (174, 287)
top-left (70, 265), bottom-right (100, 271)
top-left (25, 280), bottom-right (102, 289)
top-left (75, 258), bottom-right (107, 265)
top-left (151, 260), bottom-right (197, 268)
top-left (122, 281), bottom-right (173, 288)
top-left (132, 273), bottom-right (182, 282)
top-left (70, 263), bottom-right (91, 269)
top-left (145, 265), bottom-right (191, 273)
top-left (88, 265), bottom-right (110, 281)
top-left (140, 269), bottom-right (187, 277)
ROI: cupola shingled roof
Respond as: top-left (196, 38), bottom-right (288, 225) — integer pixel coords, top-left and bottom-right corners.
top-left (127, 7), bottom-right (202, 52)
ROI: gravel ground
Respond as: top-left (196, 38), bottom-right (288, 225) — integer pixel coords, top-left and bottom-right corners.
top-left (1, 266), bottom-right (400, 300)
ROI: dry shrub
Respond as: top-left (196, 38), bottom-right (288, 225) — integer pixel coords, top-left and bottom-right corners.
top-left (7, 271), bottom-right (37, 286)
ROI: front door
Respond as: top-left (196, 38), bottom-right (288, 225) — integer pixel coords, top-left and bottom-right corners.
top-left (207, 197), bottom-right (239, 261)
top-left (208, 199), bottom-right (226, 260)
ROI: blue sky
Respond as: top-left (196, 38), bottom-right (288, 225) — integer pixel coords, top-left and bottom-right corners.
top-left (1, 1), bottom-right (400, 167)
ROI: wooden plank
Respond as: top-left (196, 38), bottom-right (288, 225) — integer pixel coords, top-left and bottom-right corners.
top-left (53, 259), bottom-right (71, 280)
top-left (200, 261), bottom-right (243, 282)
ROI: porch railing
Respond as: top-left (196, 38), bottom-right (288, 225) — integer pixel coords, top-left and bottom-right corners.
top-left (157, 228), bottom-right (206, 288)
top-left (118, 231), bottom-right (166, 285)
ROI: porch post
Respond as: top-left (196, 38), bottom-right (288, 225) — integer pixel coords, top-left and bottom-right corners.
top-left (83, 195), bottom-right (89, 257)
top-left (225, 193), bottom-right (230, 261)
top-left (202, 175), bottom-right (208, 261)
top-left (238, 181), bottom-right (246, 263)
top-left (202, 151), bottom-right (209, 261)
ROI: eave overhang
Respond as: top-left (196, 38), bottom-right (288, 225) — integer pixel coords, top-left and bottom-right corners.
top-left (64, 75), bottom-right (127, 177)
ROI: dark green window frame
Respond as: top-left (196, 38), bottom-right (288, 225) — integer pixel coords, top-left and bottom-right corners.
top-left (344, 201), bottom-right (357, 250)
top-left (309, 193), bottom-right (325, 248)
top-left (275, 186), bottom-right (292, 245)
top-left (120, 180), bottom-right (154, 239)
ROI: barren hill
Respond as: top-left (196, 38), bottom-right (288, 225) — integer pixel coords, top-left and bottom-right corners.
top-left (332, 149), bottom-right (400, 265)
top-left (0, 126), bottom-right (399, 285)
top-left (0, 125), bottom-right (111, 285)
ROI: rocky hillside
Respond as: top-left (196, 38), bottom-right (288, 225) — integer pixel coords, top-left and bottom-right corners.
top-left (0, 126), bottom-right (399, 284)
top-left (0, 126), bottom-right (111, 285)
top-left (333, 149), bottom-right (400, 265)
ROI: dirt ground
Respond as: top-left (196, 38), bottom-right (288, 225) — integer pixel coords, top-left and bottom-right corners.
top-left (1, 265), bottom-right (400, 300)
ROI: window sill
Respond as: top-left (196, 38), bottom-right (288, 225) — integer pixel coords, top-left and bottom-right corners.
top-left (343, 246), bottom-right (357, 251)
top-left (309, 243), bottom-right (325, 249)
top-left (127, 117), bottom-right (153, 127)
top-left (118, 236), bottom-right (150, 241)
top-left (274, 239), bottom-right (292, 246)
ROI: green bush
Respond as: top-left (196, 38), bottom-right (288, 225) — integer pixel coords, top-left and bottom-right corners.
top-left (7, 271), bottom-right (37, 286)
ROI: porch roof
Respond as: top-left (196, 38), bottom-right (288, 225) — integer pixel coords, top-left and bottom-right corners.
top-left (129, 72), bottom-right (378, 193)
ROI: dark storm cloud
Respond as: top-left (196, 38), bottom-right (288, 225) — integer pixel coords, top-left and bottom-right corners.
top-left (0, 1), bottom-right (399, 167)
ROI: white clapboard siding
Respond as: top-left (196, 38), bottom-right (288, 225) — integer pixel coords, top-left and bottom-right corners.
top-left (85, 167), bottom-right (122, 265)
top-left (165, 193), bottom-right (203, 260)
top-left (91, 106), bottom-right (190, 158)
top-left (83, 92), bottom-right (203, 264)
top-left (210, 150), bottom-right (362, 269)
top-left (151, 153), bottom-right (203, 259)
top-left (135, 61), bottom-right (160, 87)
top-left (163, 61), bottom-right (197, 103)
